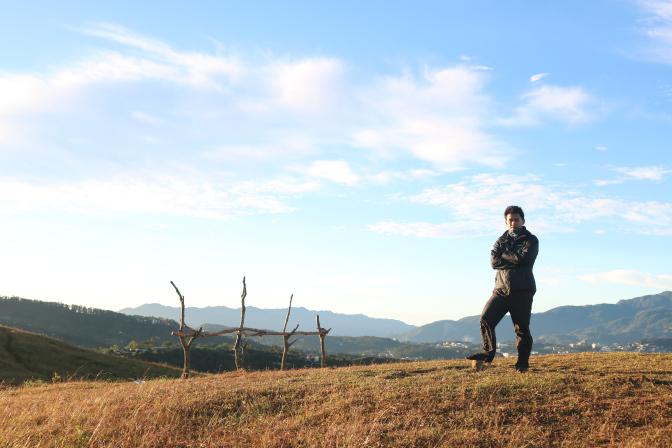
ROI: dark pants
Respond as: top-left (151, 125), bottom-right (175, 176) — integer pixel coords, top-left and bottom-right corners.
top-left (479, 290), bottom-right (534, 367)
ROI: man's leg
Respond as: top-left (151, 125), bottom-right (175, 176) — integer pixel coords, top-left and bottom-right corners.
top-left (509, 291), bottom-right (534, 371)
top-left (476, 291), bottom-right (510, 362)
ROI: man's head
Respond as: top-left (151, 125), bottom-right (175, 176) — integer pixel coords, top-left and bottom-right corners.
top-left (504, 205), bottom-right (525, 230)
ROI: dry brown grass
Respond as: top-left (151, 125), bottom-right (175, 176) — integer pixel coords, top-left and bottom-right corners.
top-left (1, 352), bottom-right (672, 447)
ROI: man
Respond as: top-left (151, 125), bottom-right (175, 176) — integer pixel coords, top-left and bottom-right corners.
top-left (466, 205), bottom-right (539, 373)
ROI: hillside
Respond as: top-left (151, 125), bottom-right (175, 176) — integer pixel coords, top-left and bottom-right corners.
top-left (0, 296), bottom-right (180, 348)
top-left (0, 325), bottom-right (184, 385)
top-left (393, 290), bottom-right (672, 344)
top-left (120, 302), bottom-right (417, 337)
top-left (1, 353), bottom-right (671, 446)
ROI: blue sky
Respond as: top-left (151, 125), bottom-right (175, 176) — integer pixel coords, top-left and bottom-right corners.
top-left (1, 1), bottom-right (671, 326)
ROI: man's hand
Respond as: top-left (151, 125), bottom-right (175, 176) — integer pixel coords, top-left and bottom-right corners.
top-left (501, 238), bottom-right (539, 266)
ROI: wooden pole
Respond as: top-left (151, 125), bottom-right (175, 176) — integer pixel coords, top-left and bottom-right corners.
top-left (234, 277), bottom-right (247, 371)
top-left (171, 281), bottom-right (193, 379)
top-left (317, 315), bottom-right (326, 368)
top-left (281, 294), bottom-right (294, 371)
top-left (281, 325), bottom-right (299, 371)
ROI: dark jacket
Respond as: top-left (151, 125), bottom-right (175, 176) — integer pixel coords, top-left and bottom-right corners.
top-left (491, 226), bottom-right (539, 294)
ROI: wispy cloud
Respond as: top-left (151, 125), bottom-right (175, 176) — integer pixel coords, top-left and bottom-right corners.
top-left (0, 176), bottom-right (319, 219)
top-left (530, 73), bottom-right (550, 82)
top-left (351, 66), bottom-right (510, 171)
top-left (0, 23), bottom-right (615, 225)
top-left (595, 165), bottom-right (672, 186)
top-left (273, 58), bottom-right (345, 113)
top-left (368, 169), bottom-right (440, 185)
top-left (303, 160), bottom-right (359, 185)
top-left (368, 173), bottom-right (672, 238)
top-left (637, 0), bottom-right (672, 64)
top-left (613, 165), bottom-right (672, 181)
top-left (0, 24), bottom-right (517, 178)
top-left (498, 85), bottom-right (594, 126)
top-left (594, 179), bottom-right (625, 186)
top-left (578, 269), bottom-right (672, 289)
top-left (596, 146), bottom-right (609, 151)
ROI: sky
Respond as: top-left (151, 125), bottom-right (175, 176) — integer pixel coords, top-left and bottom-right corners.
top-left (1, 0), bottom-right (671, 327)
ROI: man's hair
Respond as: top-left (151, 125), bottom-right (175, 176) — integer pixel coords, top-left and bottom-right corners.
top-left (504, 205), bottom-right (525, 220)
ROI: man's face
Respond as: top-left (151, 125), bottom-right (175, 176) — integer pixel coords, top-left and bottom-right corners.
top-left (505, 213), bottom-right (525, 230)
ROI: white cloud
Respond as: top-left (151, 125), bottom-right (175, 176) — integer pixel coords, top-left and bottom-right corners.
top-left (594, 179), bottom-right (625, 186)
top-left (368, 220), bottom-right (490, 239)
top-left (596, 146), bottom-right (608, 151)
top-left (0, 23), bottom-right (519, 180)
top-left (498, 85), bottom-right (594, 126)
top-left (460, 55), bottom-right (474, 61)
top-left (273, 58), bottom-right (344, 112)
top-left (351, 66), bottom-right (510, 171)
top-left (80, 23), bottom-right (240, 86)
top-left (368, 173), bottom-right (672, 238)
top-left (367, 169), bottom-right (439, 185)
top-left (303, 160), bottom-right (359, 185)
top-left (637, 0), bottom-right (672, 63)
top-left (0, 176), bottom-right (317, 219)
top-left (537, 277), bottom-right (564, 286)
top-left (530, 73), bottom-right (550, 82)
top-left (578, 269), bottom-right (672, 289)
top-left (613, 165), bottom-right (672, 181)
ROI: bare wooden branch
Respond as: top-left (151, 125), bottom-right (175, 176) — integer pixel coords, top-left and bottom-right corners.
top-left (171, 281), bottom-right (195, 379)
top-left (281, 319), bottom-right (300, 371)
top-left (317, 314), bottom-right (327, 368)
top-left (173, 326), bottom-right (327, 338)
top-left (170, 281), bottom-right (186, 331)
top-left (234, 277), bottom-right (247, 371)
top-left (283, 294), bottom-right (293, 332)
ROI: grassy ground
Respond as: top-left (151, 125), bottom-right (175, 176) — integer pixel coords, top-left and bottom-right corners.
top-left (1, 352), bottom-right (672, 447)
top-left (0, 325), bottom-right (184, 384)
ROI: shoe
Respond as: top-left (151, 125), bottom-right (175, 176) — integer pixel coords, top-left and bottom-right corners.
top-left (466, 353), bottom-right (489, 361)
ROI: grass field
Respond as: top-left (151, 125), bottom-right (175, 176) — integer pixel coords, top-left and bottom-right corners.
top-left (0, 325), bottom-right (184, 384)
top-left (1, 352), bottom-right (671, 447)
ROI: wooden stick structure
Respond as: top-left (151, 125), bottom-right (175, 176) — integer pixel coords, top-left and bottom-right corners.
top-left (281, 295), bottom-right (299, 371)
top-left (171, 277), bottom-right (331, 375)
top-left (233, 277), bottom-right (247, 371)
top-left (170, 281), bottom-right (203, 379)
top-left (316, 315), bottom-right (331, 368)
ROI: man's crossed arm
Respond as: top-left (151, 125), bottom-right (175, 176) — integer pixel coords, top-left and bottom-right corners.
top-left (491, 237), bottom-right (539, 270)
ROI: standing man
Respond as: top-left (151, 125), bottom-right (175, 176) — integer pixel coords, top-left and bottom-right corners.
top-left (467, 205), bottom-right (539, 373)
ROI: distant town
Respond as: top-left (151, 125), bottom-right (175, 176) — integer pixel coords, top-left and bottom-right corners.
top-left (363, 338), bottom-right (672, 361)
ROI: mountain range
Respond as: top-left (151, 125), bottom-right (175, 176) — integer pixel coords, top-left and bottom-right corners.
top-left (390, 291), bottom-right (672, 345)
top-left (118, 303), bottom-right (417, 338)
top-left (120, 291), bottom-right (672, 345)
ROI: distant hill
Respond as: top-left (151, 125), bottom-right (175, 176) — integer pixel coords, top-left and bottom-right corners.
top-left (0, 325), bottom-right (183, 384)
top-left (0, 296), bottom-right (180, 348)
top-left (119, 303), bottom-right (417, 338)
top-left (392, 291), bottom-right (672, 345)
top-left (200, 323), bottom-right (405, 355)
